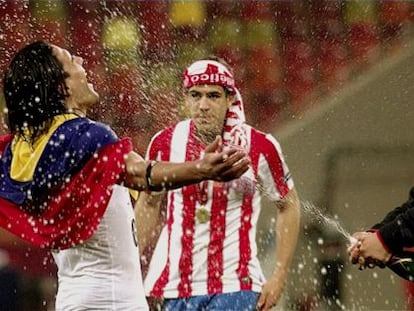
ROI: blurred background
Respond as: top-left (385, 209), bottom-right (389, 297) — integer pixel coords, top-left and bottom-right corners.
top-left (0, 0), bottom-right (413, 310)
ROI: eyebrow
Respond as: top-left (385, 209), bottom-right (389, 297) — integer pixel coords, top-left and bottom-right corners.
top-left (189, 90), bottom-right (223, 95)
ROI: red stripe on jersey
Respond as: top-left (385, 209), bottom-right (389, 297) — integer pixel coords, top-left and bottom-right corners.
top-left (252, 130), bottom-right (289, 198)
top-left (207, 182), bottom-right (228, 294)
top-left (237, 195), bottom-right (254, 290)
top-left (150, 192), bottom-right (175, 297)
top-left (148, 127), bottom-right (174, 161)
top-left (177, 124), bottom-right (200, 297)
top-left (177, 186), bottom-right (196, 297)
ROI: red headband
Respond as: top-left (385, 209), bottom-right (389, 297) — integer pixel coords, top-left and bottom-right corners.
top-left (183, 60), bottom-right (236, 95)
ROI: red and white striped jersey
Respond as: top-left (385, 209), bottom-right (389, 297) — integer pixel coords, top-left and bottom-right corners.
top-left (144, 120), bottom-right (294, 298)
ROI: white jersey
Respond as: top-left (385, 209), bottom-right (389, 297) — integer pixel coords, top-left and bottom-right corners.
top-left (144, 120), bottom-right (294, 298)
top-left (52, 185), bottom-right (148, 310)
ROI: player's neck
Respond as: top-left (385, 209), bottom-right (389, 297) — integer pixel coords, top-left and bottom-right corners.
top-left (195, 129), bottom-right (220, 145)
top-left (66, 102), bottom-right (87, 117)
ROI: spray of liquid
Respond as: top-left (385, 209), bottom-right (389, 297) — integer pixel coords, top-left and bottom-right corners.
top-left (253, 181), bottom-right (357, 246)
top-left (301, 200), bottom-right (356, 245)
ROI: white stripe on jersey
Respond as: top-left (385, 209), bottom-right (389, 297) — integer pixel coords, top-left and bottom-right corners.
top-left (164, 120), bottom-right (190, 295)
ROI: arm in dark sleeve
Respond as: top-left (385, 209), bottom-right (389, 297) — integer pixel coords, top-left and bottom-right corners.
top-left (371, 187), bottom-right (414, 229)
top-left (375, 187), bottom-right (414, 254)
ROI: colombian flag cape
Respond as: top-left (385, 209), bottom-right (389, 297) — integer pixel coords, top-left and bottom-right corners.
top-left (0, 115), bottom-right (133, 250)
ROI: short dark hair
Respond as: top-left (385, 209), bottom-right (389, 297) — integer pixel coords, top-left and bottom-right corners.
top-left (3, 41), bottom-right (69, 144)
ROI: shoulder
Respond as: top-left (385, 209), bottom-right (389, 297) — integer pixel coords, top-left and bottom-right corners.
top-left (146, 120), bottom-right (191, 160)
top-left (87, 120), bottom-right (118, 140)
top-left (72, 118), bottom-right (117, 140)
top-left (150, 120), bottom-right (188, 147)
top-left (58, 118), bottom-right (119, 149)
top-left (247, 125), bottom-right (282, 153)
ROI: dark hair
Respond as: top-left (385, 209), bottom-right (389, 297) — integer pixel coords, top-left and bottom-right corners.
top-left (3, 40), bottom-right (69, 144)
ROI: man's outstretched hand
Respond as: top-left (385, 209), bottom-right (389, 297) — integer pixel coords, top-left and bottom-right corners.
top-left (200, 136), bottom-right (250, 182)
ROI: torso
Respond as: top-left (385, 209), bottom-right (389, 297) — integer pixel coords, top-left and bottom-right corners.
top-left (144, 120), bottom-right (293, 298)
top-left (52, 185), bottom-right (148, 310)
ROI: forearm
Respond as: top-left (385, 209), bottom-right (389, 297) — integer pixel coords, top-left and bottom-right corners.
top-left (372, 203), bottom-right (411, 230)
top-left (372, 188), bottom-right (414, 230)
top-left (124, 152), bottom-right (204, 191)
top-left (146, 161), bottom-right (204, 191)
top-left (378, 200), bottom-right (414, 254)
top-left (370, 189), bottom-right (414, 253)
top-left (124, 146), bottom-right (248, 191)
top-left (272, 188), bottom-right (301, 281)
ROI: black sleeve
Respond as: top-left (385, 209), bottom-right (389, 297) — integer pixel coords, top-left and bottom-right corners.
top-left (372, 188), bottom-right (414, 229)
top-left (375, 187), bottom-right (414, 254)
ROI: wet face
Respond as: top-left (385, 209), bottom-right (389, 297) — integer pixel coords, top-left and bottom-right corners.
top-left (185, 84), bottom-right (232, 142)
top-left (51, 45), bottom-right (99, 114)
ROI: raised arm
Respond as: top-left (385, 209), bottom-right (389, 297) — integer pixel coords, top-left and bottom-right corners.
top-left (124, 136), bottom-right (249, 191)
